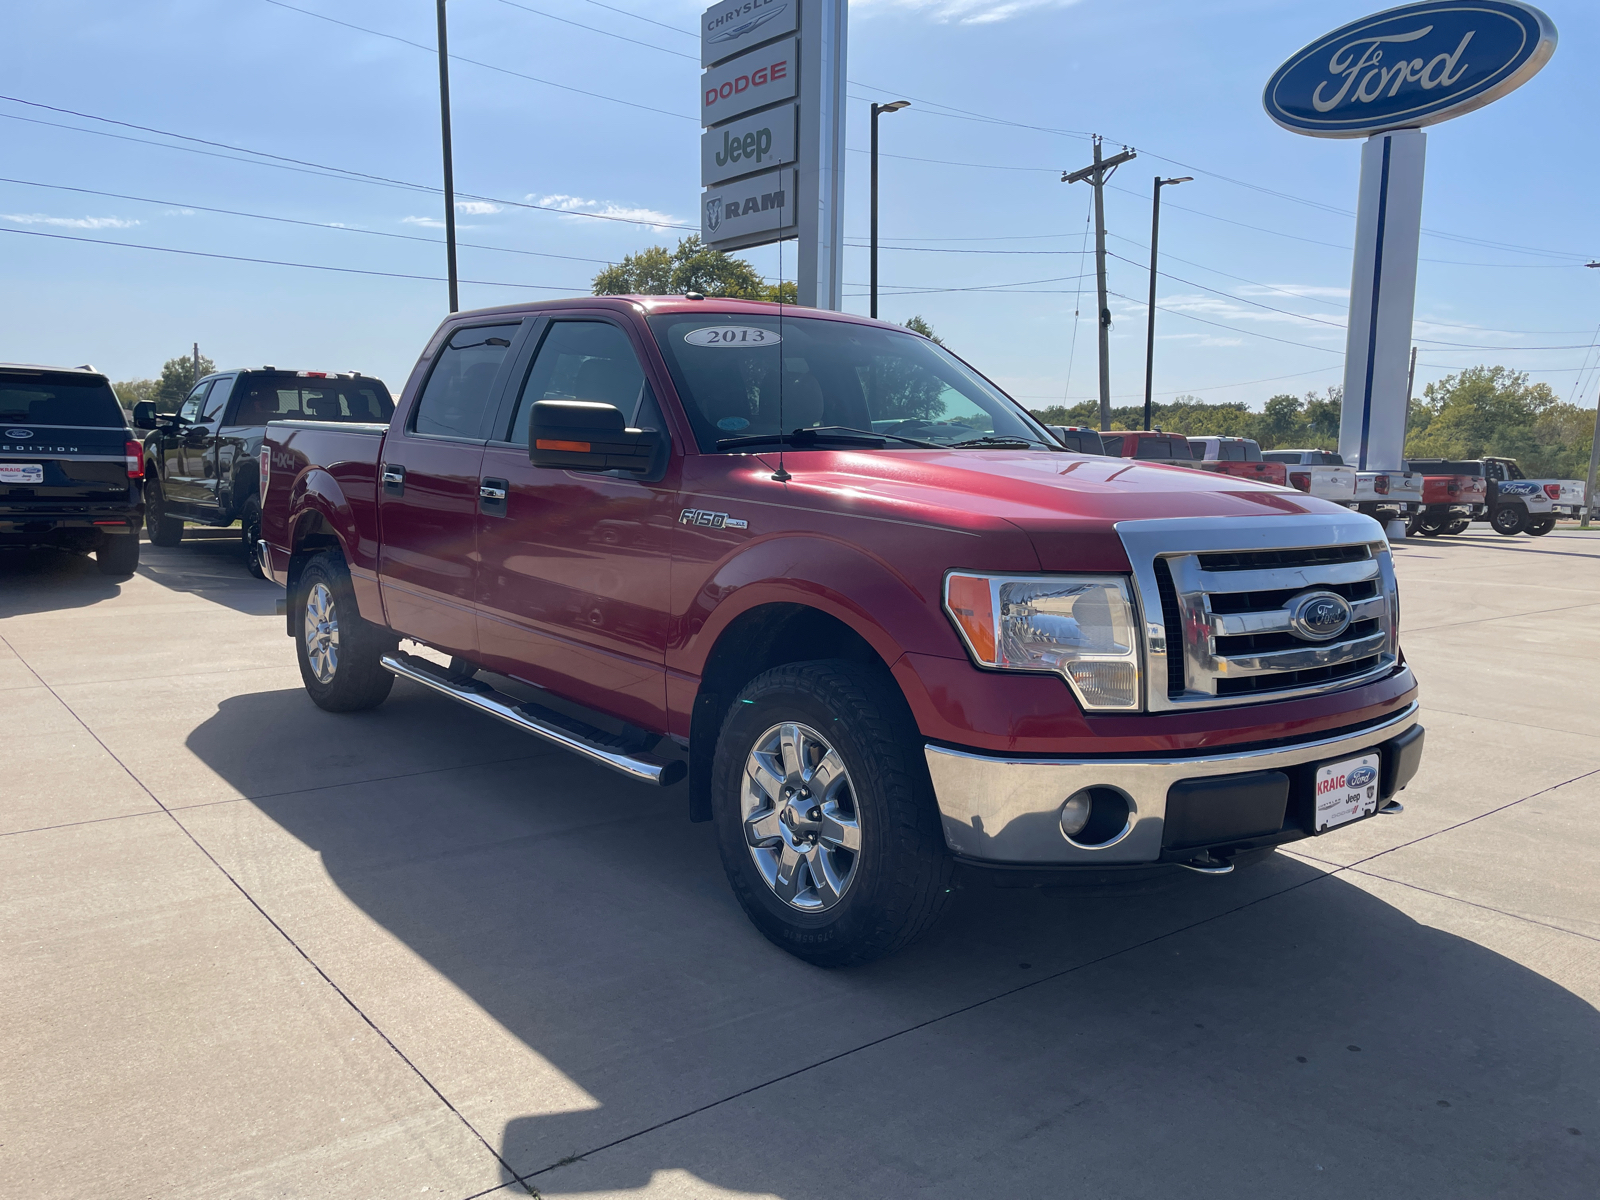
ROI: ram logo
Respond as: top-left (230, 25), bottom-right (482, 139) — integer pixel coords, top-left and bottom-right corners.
top-left (1346, 765), bottom-right (1378, 789)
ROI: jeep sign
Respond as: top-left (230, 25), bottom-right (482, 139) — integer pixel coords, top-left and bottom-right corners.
top-left (702, 105), bottom-right (797, 187)
top-left (702, 167), bottom-right (794, 243)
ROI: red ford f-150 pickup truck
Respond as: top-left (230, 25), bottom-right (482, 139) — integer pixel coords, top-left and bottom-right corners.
top-left (258, 297), bottom-right (1424, 965)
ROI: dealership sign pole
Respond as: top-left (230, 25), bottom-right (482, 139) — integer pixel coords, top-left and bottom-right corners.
top-left (1264, 1), bottom-right (1556, 473)
top-left (700, 0), bottom-right (846, 310)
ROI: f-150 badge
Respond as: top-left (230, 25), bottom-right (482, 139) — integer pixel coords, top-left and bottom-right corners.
top-left (680, 508), bottom-right (747, 530)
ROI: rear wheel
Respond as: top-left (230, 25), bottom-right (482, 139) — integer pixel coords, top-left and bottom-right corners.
top-left (144, 477), bottom-right (184, 546)
top-left (1443, 518), bottom-right (1471, 535)
top-left (1490, 505), bottom-right (1526, 536)
top-left (240, 494), bottom-right (265, 578)
top-left (1416, 515), bottom-right (1447, 537)
top-left (712, 660), bottom-right (951, 967)
top-left (94, 533), bottom-right (140, 576)
top-left (295, 552), bottom-right (397, 712)
top-left (1526, 516), bottom-right (1556, 536)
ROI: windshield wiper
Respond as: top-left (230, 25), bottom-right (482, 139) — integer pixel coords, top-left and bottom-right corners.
top-left (715, 426), bottom-right (941, 451)
top-left (945, 435), bottom-right (1048, 449)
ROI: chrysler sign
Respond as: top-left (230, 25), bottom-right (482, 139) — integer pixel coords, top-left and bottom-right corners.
top-left (701, 0), bottom-right (796, 68)
top-left (1264, 1), bottom-right (1557, 138)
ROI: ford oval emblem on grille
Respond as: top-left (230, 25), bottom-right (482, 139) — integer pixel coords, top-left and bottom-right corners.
top-left (4, 428), bottom-right (32, 439)
top-left (1287, 590), bottom-right (1352, 642)
top-left (1346, 765), bottom-right (1378, 789)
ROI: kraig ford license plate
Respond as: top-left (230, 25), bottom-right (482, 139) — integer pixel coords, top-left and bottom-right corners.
top-left (1313, 752), bottom-right (1381, 833)
top-left (0, 463), bottom-right (44, 484)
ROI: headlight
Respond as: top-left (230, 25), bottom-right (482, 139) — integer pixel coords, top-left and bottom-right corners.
top-left (943, 572), bottom-right (1142, 711)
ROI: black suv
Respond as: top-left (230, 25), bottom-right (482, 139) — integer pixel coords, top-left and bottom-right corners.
top-left (0, 363), bottom-right (144, 576)
top-left (135, 368), bottom-right (392, 575)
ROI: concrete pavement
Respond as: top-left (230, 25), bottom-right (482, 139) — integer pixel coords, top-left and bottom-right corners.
top-left (2, 526), bottom-right (1596, 1198)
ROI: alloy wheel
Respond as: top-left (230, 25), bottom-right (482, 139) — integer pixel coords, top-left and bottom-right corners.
top-left (741, 721), bottom-right (862, 911)
top-left (304, 582), bottom-right (340, 683)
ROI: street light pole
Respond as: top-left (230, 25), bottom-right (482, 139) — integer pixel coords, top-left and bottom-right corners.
top-left (436, 0), bottom-right (459, 313)
top-left (1142, 175), bottom-right (1191, 431)
top-left (870, 100), bottom-right (909, 320)
top-left (1582, 262), bottom-right (1600, 529)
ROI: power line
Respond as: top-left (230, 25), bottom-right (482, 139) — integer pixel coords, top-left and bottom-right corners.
top-left (0, 175), bottom-right (615, 266)
top-left (490, 0), bottom-right (697, 59)
top-left (259, 0), bottom-right (695, 122)
top-left (0, 224), bottom-right (588, 290)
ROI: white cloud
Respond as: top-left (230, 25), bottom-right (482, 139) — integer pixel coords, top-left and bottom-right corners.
top-left (1236, 283), bottom-right (1349, 302)
top-left (455, 200), bottom-right (501, 215)
top-left (531, 193), bottom-right (683, 230)
top-left (854, 0), bottom-right (1079, 25)
top-left (1, 213), bottom-right (139, 230)
top-left (402, 215), bottom-right (446, 229)
top-left (1150, 292), bottom-right (1347, 338)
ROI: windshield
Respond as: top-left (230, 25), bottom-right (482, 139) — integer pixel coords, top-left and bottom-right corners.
top-left (646, 313), bottom-right (1050, 451)
top-left (0, 372), bottom-right (124, 427)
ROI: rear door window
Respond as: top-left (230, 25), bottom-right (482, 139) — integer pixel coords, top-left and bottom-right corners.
top-left (0, 372), bottom-right (126, 427)
top-left (413, 324), bottom-right (521, 440)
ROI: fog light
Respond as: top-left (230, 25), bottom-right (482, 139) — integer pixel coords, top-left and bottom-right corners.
top-left (1059, 790), bottom-right (1093, 838)
top-left (1058, 787), bottom-right (1135, 848)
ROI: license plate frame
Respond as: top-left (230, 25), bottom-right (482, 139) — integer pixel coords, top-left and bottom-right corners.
top-left (0, 463), bottom-right (44, 484)
top-left (1312, 751), bottom-right (1381, 833)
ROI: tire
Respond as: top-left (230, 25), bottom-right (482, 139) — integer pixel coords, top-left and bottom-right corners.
top-left (1527, 516), bottom-right (1556, 536)
top-left (144, 476), bottom-right (184, 546)
top-left (240, 493), bottom-right (265, 578)
top-left (1416, 516), bottom-right (1446, 537)
top-left (711, 660), bottom-right (952, 967)
top-left (1490, 505), bottom-right (1526, 536)
top-left (1404, 515), bottom-right (1423, 538)
top-left (294, 551), bottom-right (398, 712)
top-left (1443, 518), bottom-right (1471, 535)
top-left (94, 533), bottom-right (140, 576)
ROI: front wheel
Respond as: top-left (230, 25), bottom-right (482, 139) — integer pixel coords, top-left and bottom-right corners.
top-left (1490, 505), bottom-right (1526, 536)
top-left (144, 477), bottom-right (185, 546)
top-left (1526, 516), bottom-right (1556, 536)
top-left (294, 552), bottom-right (397, 712)
top-left (240, 494), bottom-right (265, 578)
top-left (1443, 518), bottom-right (1471, 535)
top-left (712, 660), bottom-right (951, 967)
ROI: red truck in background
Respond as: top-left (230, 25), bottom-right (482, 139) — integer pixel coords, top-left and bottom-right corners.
top-left (258, 296), bottom-right (1424, 965)
top-left (1185, 436), bottom-right (1289, 486)
top-left (1403, 464), bottom-right (1488, 537)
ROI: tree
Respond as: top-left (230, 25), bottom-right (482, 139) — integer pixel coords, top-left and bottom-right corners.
top-left (112, 378), bottom-right (159, 412)
top-left (1406, 365), bottom-right (1590, 478)
top-left (903, 315), bottom-right (942, 344)
top-left (592, 236), bottom-right (791, 301)
top-left (154, 352), bottom-right (216, 409)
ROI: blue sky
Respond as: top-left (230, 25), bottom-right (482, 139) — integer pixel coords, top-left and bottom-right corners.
top-left (4, 0), bottom-right (1597, 412)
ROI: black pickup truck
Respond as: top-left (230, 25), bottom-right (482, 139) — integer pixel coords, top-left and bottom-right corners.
top-left (135, 368), bottom-right (392, 575)
top-left (0, 363), bottom-right (144, 576)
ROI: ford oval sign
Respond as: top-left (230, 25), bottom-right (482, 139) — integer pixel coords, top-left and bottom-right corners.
top-left (1288, 591), bottom-right (1354, 642)
top-left (1264, 1), bottom-right (1557, 138)
top-left (1347, 765), bottom-right (1379, 789)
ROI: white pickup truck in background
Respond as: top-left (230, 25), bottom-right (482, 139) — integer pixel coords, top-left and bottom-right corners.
top-left (1262, 448), bottom-right (1359, 506)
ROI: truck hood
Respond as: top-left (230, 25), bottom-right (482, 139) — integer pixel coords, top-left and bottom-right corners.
top-left (771, 448), bottom-right (1348, 571)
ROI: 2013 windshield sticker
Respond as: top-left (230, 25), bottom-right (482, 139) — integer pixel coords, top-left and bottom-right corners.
top-left (684, 326), bottom-right (781, 347)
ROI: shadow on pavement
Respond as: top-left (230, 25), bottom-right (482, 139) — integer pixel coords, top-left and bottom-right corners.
top-left (0, 547), bottom-right (124, 618)
top-left (138, 529), bottom-right (281, 617)
top-left (185, 688), bottom-right (1600, 1199)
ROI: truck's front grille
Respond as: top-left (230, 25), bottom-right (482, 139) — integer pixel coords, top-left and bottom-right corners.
top-left (1119, 517), bottom-right (1400, 711)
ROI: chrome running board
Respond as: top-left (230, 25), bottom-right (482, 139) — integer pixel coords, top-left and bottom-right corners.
top-left (381, 652), bottom-right (686, 787)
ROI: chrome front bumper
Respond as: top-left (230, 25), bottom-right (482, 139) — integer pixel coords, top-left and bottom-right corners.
top-left (925, 700), bottom-right (1420, 865)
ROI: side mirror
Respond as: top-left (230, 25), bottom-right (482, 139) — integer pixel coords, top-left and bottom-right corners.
top-left (530, 400), bottom-right (663, 476)
top-left (131, 401), bottom-right (159, 430)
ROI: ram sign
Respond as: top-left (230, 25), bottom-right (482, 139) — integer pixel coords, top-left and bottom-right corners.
top-left (701, 168), bottom-right (794, 243)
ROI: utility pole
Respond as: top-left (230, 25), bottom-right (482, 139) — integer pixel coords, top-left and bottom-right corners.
top-left (1064, 137), bottom-right (1136, 430)
top-left (436, 0), bottom-right (459, 313)
top-left (869, 100), bottom-right (910, 320)
top-left (1142, 175), bottom-right (1191, 432)
top-left (1403, 343), bottom-right (1418, 448)
top-left (192, 342), bottom-right (199, 387)
top-left (1583, 264), bottom-right (1600, 529)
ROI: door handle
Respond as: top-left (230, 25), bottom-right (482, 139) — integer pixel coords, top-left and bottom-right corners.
top-left (479, 477), bottom-right (509, 517)
top-left (382, 463), bottom-right (405, 495)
